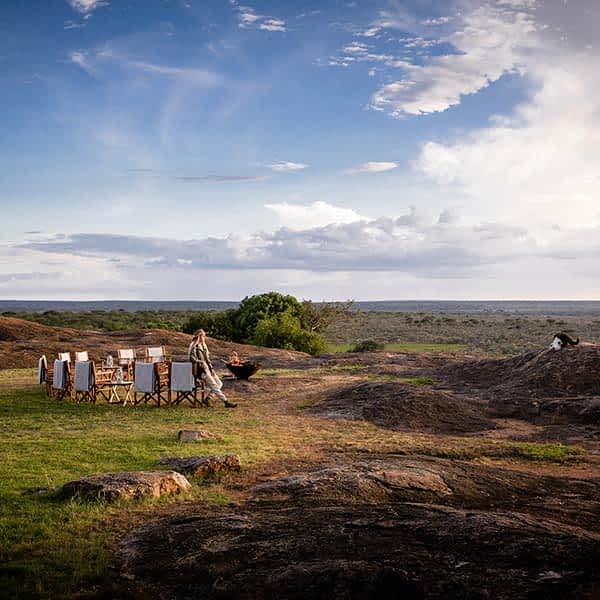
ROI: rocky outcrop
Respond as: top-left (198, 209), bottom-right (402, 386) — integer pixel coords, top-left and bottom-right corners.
top-left (178, 429), bottom-right (220, 442)
top-left (440, 346), bottom-right (600, 423)
top-left (156, 455), bottom-right (241, 478)
top-left (121, 457), bottom-right (600, 600)
top-left (62, 471), bottom-right (190, 502)
top-left (309, 382), bottom-right (494, 434)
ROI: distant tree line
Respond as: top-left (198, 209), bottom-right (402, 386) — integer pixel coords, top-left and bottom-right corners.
top-left (3, 309), bottom-right (190, 332)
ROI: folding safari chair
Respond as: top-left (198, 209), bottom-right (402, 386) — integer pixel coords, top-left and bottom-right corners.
top-left (134, 362), bottom-right (156, 405)
top-left (52, 359), bottom-right (72, 401)
top-left (134, 361), bottom-right (170, 406)
top-left (73, 360), bottom-right (94, 403)
top-left (117, 348), bottom-right (136, 380)
top-left (155, 361), bottom-right (170, 406)
top-left (38, 355), bottom-right (51, 396)
top-left (145, 346), bottom-right (167, 363)
top-left (170, 362), bottom-right (203, 407)
top-left (91, 362), bottom-right (115, 403)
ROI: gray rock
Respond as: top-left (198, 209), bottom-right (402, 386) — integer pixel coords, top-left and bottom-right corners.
top-left (62, 470), bottom-right (191, 502)
top-left (156, 454), bottom-right (241, 478)
top-left (178, 429), bottom-right (219, 442)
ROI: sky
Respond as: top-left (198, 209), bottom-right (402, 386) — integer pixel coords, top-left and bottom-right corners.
top-left (1, 0), bottom-right (599, 301)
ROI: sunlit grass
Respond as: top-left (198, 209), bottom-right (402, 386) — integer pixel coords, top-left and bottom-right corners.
top-left (325, 342), bottom-right (467, 354)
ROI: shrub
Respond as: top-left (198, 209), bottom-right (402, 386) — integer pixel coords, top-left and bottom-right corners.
top-left (234, 292), bottom-right (303, 342)
top-left (251, 313), bottom-right (326, 355)
top-left (351, 340), bottom-right (384, 353)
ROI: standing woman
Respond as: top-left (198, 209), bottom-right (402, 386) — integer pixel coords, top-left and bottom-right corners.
top-left (188, 329), bottom-right (237, 408)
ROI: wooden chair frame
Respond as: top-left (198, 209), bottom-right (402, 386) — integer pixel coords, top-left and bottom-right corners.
top-left (145, 346), bottom-right (167, 363)
top-left (73, 362), bottom-right (114, 404)
top-left (117, 348), bottom-right (136, 381)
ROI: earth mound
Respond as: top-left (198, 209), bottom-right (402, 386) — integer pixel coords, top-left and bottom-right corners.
top-left (121, 457), bottom-right (600, 600)
top-left (441, 345), bottom-right (600, 422)
top-left (308, 381), bottom-right (495, 434)
top-left (0, 316), bottom-right (313, 369)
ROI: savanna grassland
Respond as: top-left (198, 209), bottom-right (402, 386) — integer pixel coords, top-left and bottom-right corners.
top-left (1, 313), bottom-right (599, 599)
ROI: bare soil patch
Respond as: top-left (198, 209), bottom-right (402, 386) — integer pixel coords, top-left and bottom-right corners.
top-left (309, 381), bottom-right (495, 434)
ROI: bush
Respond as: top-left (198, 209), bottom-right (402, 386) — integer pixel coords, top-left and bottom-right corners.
top-left (351, 339), bottom-right (384, 353)
top-left (234, 292), bottom-right (303, 342)
top-left (251, 313), bottom-right (326, 355)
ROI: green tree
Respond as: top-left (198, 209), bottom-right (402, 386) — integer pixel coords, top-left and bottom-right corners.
top-left (234, 291), bottom-right (303, 342)
top-left (251, 312), bottom-right (326, 355)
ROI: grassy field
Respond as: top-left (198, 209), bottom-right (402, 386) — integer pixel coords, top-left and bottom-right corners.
top-left (0, 365), bottom-right (589, 598)
top-left (326, 341), bottom-right (467, 353)
top-left (325, 312), bottom-right (600, 355)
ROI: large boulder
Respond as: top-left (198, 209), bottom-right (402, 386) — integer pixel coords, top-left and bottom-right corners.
top-left (62, 470), bottom-right (191, 502)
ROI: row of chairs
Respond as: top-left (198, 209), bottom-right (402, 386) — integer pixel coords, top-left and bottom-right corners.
top-left (39, 348), bottom-right (205, 407)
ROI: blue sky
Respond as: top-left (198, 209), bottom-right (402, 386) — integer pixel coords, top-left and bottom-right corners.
top-left (1, 0), bottom-right (600, 300)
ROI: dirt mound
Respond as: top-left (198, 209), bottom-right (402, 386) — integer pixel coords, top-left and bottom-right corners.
top-left (441, 346), bottom-right (600, 422)
top-left (0, 316), bottom-right (312, 369)
top-left (121, 457), bottom-right (600, 600)
top-left (308, 381), bottom-right (494, 434)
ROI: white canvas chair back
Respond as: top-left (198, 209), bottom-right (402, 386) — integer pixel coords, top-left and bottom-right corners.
top-left (75, 351), bottom-right (89, 362)
top-left (58, 352), bottom-right (71, 363)
top-left (38, 355), bottom-right (47, 384)
top-left (118, 348), bottom-right (135, 363)
top-left (145, 346), bottom-right (165, 363)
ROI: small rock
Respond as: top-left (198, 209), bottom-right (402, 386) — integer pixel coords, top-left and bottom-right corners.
top-left (156, 455), bottom-right (241, 478)
top-left (178, 429), bottom-right (218, 442)
top-left (62, 471), bottom-right (191, 502)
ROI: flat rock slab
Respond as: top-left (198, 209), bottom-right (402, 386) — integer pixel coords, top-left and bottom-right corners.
top-left (156, 454), bottom-right (241, 478)
top-left (178, 429), bottom-right (220, 442)
top-left (121, 503), bottom-right (600, 600)
top-left (62, 471), bottom-right (191, 502)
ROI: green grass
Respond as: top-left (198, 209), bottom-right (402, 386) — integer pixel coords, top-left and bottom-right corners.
top-left (404, 376), bottom-right (437, 386)
top-left (325, 342), bottom-right (467, 354)
top-left (419, 441), bottom-right (585, 463)
top-left (0, 383), bottom-right (269, 599)
top-left (510, 442), bottom-right (584, 463)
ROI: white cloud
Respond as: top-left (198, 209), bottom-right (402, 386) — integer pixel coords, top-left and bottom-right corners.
top-left (268, 161), bottom-right (308, 172)
top-left (370, 2), bottom-right (542, 117)
top-left (126, 60), bottom-right (222, 85)
top-left (238, 6), bottom-right (261, 28)
top-left (346, 161), bottom-right (398, 174)
top-left (230, 1), bottom-right (286, 33)
top-left (259, 19), bottom-right (286, 32)
top-left (421, 16), bottom-right (452, 26)
top-left (69, 48), bottom-right (223, 87)
top-left (264, 201), bottom-right (364, 230)
top-left (414, 53), bottom-right (600, 230)
top-left (12, 200), bottom-right (600, 298)
top-left (67, 0), bottom-right (108, 16)
top-left (69, 50), bottom-right (97, 76)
